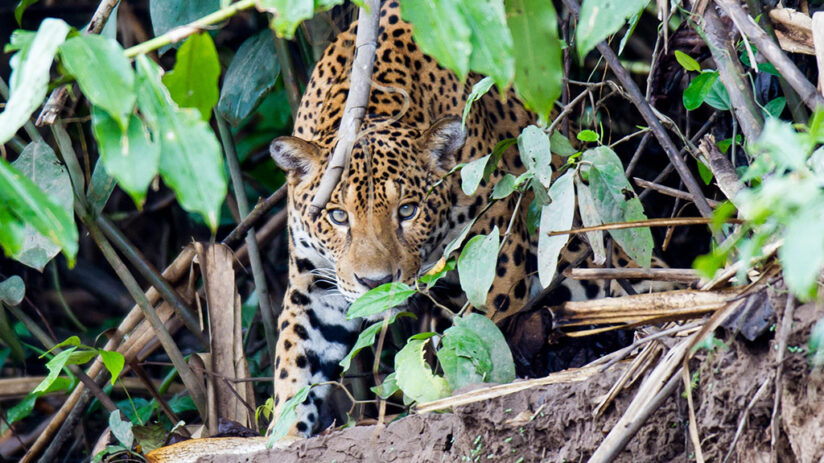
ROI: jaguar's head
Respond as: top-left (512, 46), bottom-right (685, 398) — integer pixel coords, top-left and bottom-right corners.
top-left (271, 117), bottom-right (466, 302)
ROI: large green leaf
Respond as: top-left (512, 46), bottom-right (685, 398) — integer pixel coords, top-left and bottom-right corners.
top-left (437, 324), bottom-right (489, 389)
top-left (394, 339), bottom-right (450, 403)
top-left (576, 0), bottom-right (649, 61)
top-left (259, 0), bottom-right (314, 40)
top-left (401, 0), bottom-right (471, 81)
top-left (0, 142), bottom-right (77, 268)
top-left (162, 32), bottom-right (220, 121)
top-left (582, 146), bottom-right (653, 267)
top-left (538, 171), bottom-right (575, 287)
top-left (59, 35), bottom-right (136, 129)
top-left (346, 282), bottom-right (416, 319)
top-left (461, 154), bottom-right (490, 196)
top-left (518, 125), bottom-right (553, 189)
top-left (456, 0), bottom-right (514, 90)
top-left (0, 18), bottom-right (69, 145)
top-left (449, 313), bottom-right (514, 384)
top-left (135, 55), bottom-right (227, 231)
top-left (217, 30), bottom-right (281, 126)
top-left (339, 311), bottom-right (410, 371)
top-left (91, 108), bottom-right (159, 208)
top-left (458, 226), bottom-right (500, 309)
top-left (506, 0), bottom-right (563, 124)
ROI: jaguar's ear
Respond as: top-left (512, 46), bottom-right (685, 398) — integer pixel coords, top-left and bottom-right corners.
top-left (270, 136), bottom-right (321, 180)
top-left (421, 116), bottom-right (466, 173)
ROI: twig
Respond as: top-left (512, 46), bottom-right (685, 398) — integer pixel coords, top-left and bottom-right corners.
top-left (221, 186), bottom-right (286, 248)
top-left (308, 0), bottom-right (380, 217)
top-left (771, 295), bottom-right (795, 461)
top-left (715, 0), bottom-right (824, 111)
top-left (723, 375), bottom-right (772, 463)
top-left (593, 321), bottom-right (704, 371)
top-left (565, 267), bottom-right (701, 283)
top-left (546, 217), bottom-right (742, 237)
top-left (545, 82), bottom-right (608, 135)
top-left (35, 0), bottom-right (120, 126)
top-left (216, 113), bottom-right (278, 362)
top-left (633, 177), bottom-right (721, 207)
top-left (697, 134), bottom-right (743, 203)
top-left (273, 36), bottom-right (301, 119)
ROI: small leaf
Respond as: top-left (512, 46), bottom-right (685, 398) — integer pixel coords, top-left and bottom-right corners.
top-left (550, 131), bottom-right (577, 157)
top-left (394, 339), bottom-right (450, 403)
top-left (401, 0), bottom-right (471, 81)
top-left (576, 0), bottom-right (649, 61)
top-left (340, 311), bottom-right (410, 371)
top-left (462, 77), bottom-right (494, 128)
top-left (518, 125), bottom-right (552, 188)
top-left (41, 335), bottom-right (81, 356)
top-left (458, 227), bottom-right (500, 309)
top-left (683, 72), bottom-right (718, 111)
top-left (370, 372), bottom-right (399, 399)
top-left (506, 0), bottom-right (563, 124)
top-left (577, 129), bottom-right (599, 142)
top-left (91, 108), bottom-right (159, 208)
top-left (574, 175), bottom-right (605, 265)
top-left (704, 76), bottom-right (731, 111)
top-left (697, 160), bottom-right (714, 185)
top-left (346, 282), bottom-right (416, 319)
top-left (14, 0), bottom-right (39, 25)
top-left (67, 349), bottom-right (98, 366)
top-left (418, 257), bottom-right (456, 287)
top-left (538, 171), bottom-right (575, 287)
top-left (267, 385), bottom-right (311, 445)
top-left (443, 217), bottom-right (477, 258)
top-left (0, 275), bottom-right (25, 306)
top-left (162, 32), bottom-right (220, 121)
top-left (618, 9), bottom-right (642, 56)
top-left (259, 0), bottom-right (314, 40)
top-left (109, 410), bottom-right (134, 449)
top-left (0, 18), bottom-right (70, 145)
top-left (32, 347), bottom-right (77, 394)
top-left (674, 50), bottom-right (701, 72)
top-left (1, 393), bottom-right (36, 434)
top-left (59, 35), bottom-right (136, 128)
top-left (87, 159), bottom-right (117, 216)
top-left (217, 30), bottom-right (281, 126)
top-left (100, 350), bottom-right (126, 385)
top-left (763, 97), bottom-right (786, 119)
top-left (461, 154), bottom-right (491, 196)
top-left (491, 174), bottom-right (517, 199)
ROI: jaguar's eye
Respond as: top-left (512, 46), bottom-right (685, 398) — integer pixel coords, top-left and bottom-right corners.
top-left (398, 203), bottom-right (418, 221)
top-left (328, 208), bottom-right (349, 225)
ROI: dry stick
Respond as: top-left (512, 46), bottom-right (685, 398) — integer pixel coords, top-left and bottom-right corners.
top-left (35, 0), bottom-right (120, 126)
top-left (221, 186), bottom-right (286, 248)
top-left (97, 215), bottom-right (207, 347)
top-left (546, 216), bottom-right (743, 238)
top-left (771, 295), bottom-right (795, 461)
top-left (633, 177), bottom-right (722, 207)
top-left (217, 114), bottom-right (278, 361)
top-left (308, 0), bottom-right (380, 217)
top-left (563, 0), bottom-right (713, 219)
top-left (715, 0), bottom-right (824, 111)
top-left (565, 267), bottom-right (700, 283)
top-left (698, 134), bottom-right (744, 203)
top-left (702, 7), bottom-right (763, 141)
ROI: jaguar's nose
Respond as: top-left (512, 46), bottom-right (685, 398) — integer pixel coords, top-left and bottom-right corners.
top-left (354, 273), bottom-right (394, 289)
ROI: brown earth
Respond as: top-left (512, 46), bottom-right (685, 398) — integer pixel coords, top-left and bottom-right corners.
top-left (151, 298), bottom-right (824, 463)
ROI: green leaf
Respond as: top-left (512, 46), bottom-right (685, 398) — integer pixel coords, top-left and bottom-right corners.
top-left (217, 30), bottom-right (281, 126)
top-left (763, 97), bottom-right (786, 119)
top-left (462, 77), bottom-right (494, 128)
top-left (32, 347), bottom-right (77, 394)
top-left (260, 0), bottom-right (315, 40)
top-left (683, 71), bottom-right (718, 111)
top-left (438, 313), bottom-right (514, 390)
top-left (461, 154), bottom-right (491, 196)
top-left (537, 171), bottom-right (575, 287)
top-left (67, 349), bottom-right (98, 365)
top-left (674, 50), bottom-right (701, 72)
top-left (42, 335), bottom-right (81, 356)
top-left (443, 217), bottom-right (477, 258)
top-left (574, 175), bottom-right (605, 265)
top-left (0, 275), bottom-right (25, 306)
top-left (267, 385), bottom-right (311, 445)
top-left (506, 0), bottom-right (563, 124)
top-left (14, 0), bottom-right (39, 25)
top-left (0, 18), bottom-right (70, 145)
top-left (394, 339), bottom-right (450, 403)
top-left (456, 313), bottom-right (514, 383)
top-left (162, 32), bottom-right (220, 121)
top-left (339, 311), bottom-right (410, 371)
top-left (135, 55), bottom-right (227, 231)
top-left (697, 160), bottom-right (714, 185)
top-left (418, 257), bottom-right (456, 287)
top-left (370, 372), bottom-right (399, 399)
top-left (132, 422), bottom-right (169, 454)
top-left (149, 0), bottom-right (219, 53)
top-left (618, 9), bottom-right (642, 56)
top-left (550, 131), bottom-right (577, 157)
top-left (109, 410), bottom-right (134, 449)
top-left (346, 282), bottom-right (416, 319)
top-left (1, 393), bottom-right (36, 434)
top-left (100, 350), bottom-right (126, 385)
top-left (779, 205), bottom-right (824, 301)
top-left (458, 227), bottom-right (500, 309)
top-left (704, 76), bottom-right (731, 111)
top-left (456, 0), bottom-right (514, 90)
top-left (91, 108), bottom-right (160, 208)
top-left (0, 149), bottom-right (77, 268)
top-left (577, 129), bottom-right (599, 142)
top-left (582, 146), bottom-right (653, 267)
top-left (401, 0), bottom-right (471, 81)
top-left (491, 174), bottom-right (517, 200)
top-left (0, 205), bottom-right (26, 257)
top-left (576, 0), bottom-right (649, 61)
top-left (59, 35), bottom-right (136, 128)
top-left (518, 125), bottom-right (553, 189)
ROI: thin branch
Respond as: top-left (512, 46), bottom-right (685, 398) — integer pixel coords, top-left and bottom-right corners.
top-left (715, 0), bottom-right (824, 111)
top-left (633, 177), bottom-right (722, 207)
top-left (221, 186), bottom-right (286, 248)
top-left (546, 217), bottom-right (742, 237)
top-left (308, 0), bottom-right (381, 217)
top-left (562, 0), bottom-right (714, 219)
top-left (216, 113), bottom-right (278, 362)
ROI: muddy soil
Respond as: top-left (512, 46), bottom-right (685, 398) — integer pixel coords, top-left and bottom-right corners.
top-left (194, 300), bottom-right (824, 463)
